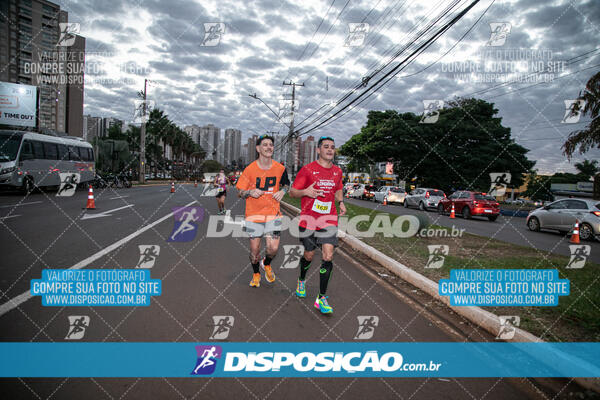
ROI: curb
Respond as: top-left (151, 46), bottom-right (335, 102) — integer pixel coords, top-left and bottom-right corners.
top-left (280, 201), bottom-right (599, 392)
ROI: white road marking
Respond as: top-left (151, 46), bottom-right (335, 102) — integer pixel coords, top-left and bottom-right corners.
top-left (0, 200), bottom-right (197, 318)
top-left (81, 204), bottom-right (135, 220)
top-left (0, 214), bottom-right (21, 221)
top-left (109, 195), bottom-right (129, 200)
top-left (0, 201), bottom-right (42, 208)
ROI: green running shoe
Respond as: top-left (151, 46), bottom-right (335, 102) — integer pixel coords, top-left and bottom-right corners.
top-left (296, 279), bottom-right (306, 298)
top-left (314, 295), bottom-right (333, 314)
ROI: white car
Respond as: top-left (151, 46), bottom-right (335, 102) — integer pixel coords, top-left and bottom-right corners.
top-left (373, 186), bottom-right (406, 204)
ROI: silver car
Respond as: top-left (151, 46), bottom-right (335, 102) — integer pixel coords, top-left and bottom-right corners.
top-left (404, 188), bottom-right (446, 211)
top-left (373, 186), bottom-right (406, 204)
top-left (526, 198), bottom-right (600, 241)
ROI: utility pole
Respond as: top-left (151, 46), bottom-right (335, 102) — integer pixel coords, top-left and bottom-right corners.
top-left (139, 78), bottom-right (147, 184)
top-left (282, 80), bottom-right (303, 178)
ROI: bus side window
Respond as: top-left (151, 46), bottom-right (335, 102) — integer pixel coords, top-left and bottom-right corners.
top-left (79, 147), bottom-right (90, 161)
top-left (32, 141), bottom-right (45, 159)
top-left (68, 146), bottom-right (80, 161)
top-left (88, 148), bottom-right (94, 162)
top-left (20, 141), bottom-right (34, 161)
top-left (43, 142), bottom-right (58, 160)
top-left (58, 144), bottom-right (68, 160)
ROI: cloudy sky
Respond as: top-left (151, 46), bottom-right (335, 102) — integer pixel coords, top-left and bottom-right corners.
top-left (57, 0), bottom-right (599, 174)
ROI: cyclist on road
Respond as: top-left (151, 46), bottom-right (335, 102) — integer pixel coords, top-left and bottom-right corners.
top-left (289, 136), bottom-right (345, 314)
top-left (236, 134), bottom-right (290, 288)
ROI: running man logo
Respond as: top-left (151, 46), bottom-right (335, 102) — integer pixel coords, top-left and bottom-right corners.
top-left (65, 315), bottom-right (89, 340)
top-left (136, 245), bottom-right (160, 268)
top-left (281, 245), bottom-right (305, 269)
top-left (419, 100), bottom-right (444, 124)
top-left (191, 345), bottom-right (222, 375)
top-left (561, 100), bottom-right (586, 124)
top-left (201, 23), bottom-right (225, 46)
top-left (354, 316), bottom-right (379, 340)
top-left (566, 245), bottom-right (591, 269)
top-left (209, 316), bottom-right (234, 340)
top-left (425, 245), bottom-right (449, 269)
top-left (133, 100), bottom-right (155, 123)
top-left (486, 22), bottom-right (511, 46)
top-left (56, 173), bottom-right (80, 197)
top-left (57, 23), bottom-right (80, 47)
top-left (489, 172), bottom-right (511, 197)
top-left (496, 315), bottom-right (520, 340)
top-left (168, 206), bottom-right (204, 242)
top-left (200, 184), bottom-right (220, 197)
top-left (278, 99), bottom-right (297, 125)
top-left (344, 23), bottom-right (370, 47)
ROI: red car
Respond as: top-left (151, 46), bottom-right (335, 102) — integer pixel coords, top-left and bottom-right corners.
top-left (438, 191), bottom-right (500, 221)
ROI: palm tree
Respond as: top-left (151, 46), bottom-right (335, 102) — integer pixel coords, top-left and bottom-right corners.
top-left (563, 71), bottom-right (600, 158)
top-left (574, 159), bottom-right (598, 179)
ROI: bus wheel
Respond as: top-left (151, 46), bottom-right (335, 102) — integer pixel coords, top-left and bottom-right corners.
top-left (22, 176), bottom-right (34, 194)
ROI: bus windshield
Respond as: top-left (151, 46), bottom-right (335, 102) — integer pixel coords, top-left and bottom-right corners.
top-left (0, 133), bottom-right (22, 162)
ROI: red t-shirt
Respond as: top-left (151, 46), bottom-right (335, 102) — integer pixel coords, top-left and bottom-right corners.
top-left (292, 161), bottom-right (343, 230)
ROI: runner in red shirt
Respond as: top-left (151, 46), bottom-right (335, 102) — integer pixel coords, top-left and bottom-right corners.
top-left (289, 136), bottom-right (346, 314)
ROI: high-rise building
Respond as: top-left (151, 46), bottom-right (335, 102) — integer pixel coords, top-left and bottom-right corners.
top-left (198, 124), bottom-right (220, 162)
top-left (184, 124), bottom-right (200, 144)
top-left (224, 128), bottom-right (242, 166)
top-left (103, 117), bottom-right (123, 136)
top-left (241, 144), bottom-right (248, 167)
top-left (0, 0), bottom-right (85, 136)
top-left (83, 115), bottom-right (103, 143)
top-left (302, 136), bottom-right (317, 166)
top-left (246, 135), bottom-right (258, 164)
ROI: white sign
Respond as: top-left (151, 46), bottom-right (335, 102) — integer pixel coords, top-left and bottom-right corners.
top-left (0, 82), bottom-right (37, 128)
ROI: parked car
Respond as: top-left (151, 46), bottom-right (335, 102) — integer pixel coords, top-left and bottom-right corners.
top-left (438, 191), bottom-right (500, 221)
top-left (374, 186), bottom-right (406, 204)
top-left (362, 185), bottom-right (378, 200)
top-left (404, 188), bottom-right (446, 211)
top-left (343, 183), bottom-right (355, 195)
top-left (349, 184), bottom-right (366, 198)
top-left (526, 198), bottom-right (600, 241)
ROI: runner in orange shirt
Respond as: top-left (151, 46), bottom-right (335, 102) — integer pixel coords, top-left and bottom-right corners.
top-left (236, 134), bottom-right (290, 287)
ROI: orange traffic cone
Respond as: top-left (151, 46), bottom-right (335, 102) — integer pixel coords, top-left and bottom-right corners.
top-left (171, 182), bottom-right (175, 193)
top-left (382, 196), bottom-right (388, 206)
top-left (570, 219), bottom-right (580, 244)
top-left (450, 203), bottom-right (455, 219)
top-left (86, 185), bottom-right (95, 209)
top-left (194, 180), bottom-right (198, 188)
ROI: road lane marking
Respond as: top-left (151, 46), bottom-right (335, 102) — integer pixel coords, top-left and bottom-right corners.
top-left (109, 195), bottom-right (129, 200)
top-left (0, 215), bottom-right (21, 221)
top-left (0, 200), bottom-right (197, 318)
top-left (81, 204), bottom-right (134, 220)
top-left (0, 201), bottom-right (42, 208)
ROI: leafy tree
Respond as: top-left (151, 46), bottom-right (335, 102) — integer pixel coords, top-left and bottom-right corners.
top-left (340, 98), bottom-right (535, 193)
top-left (562, 71), bottom-right (600, 158)
top-left (574, 159), bottom-right (598, 180)
top-left (202, 160), bottom-right (223, 173)
top-left (523, 171), bottom-right (554, 201)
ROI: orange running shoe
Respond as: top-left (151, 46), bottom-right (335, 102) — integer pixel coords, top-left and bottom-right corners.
top-left (249, 273), bottom-right (261, 287)
top-left (260, 258), bottom-right (276, 283)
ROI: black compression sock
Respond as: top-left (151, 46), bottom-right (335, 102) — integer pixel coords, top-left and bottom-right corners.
top-left (264, 255), bottom-right (274, 266)
top-left (299, 257), bottom-right (311, 280)
top-left (319, 260), bottom-right (333, 295)
top-left (251, 262), bottom-right (260, 274)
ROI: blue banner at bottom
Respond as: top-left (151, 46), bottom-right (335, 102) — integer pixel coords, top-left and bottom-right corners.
top-left (1, 342), bottom-right (599, 377)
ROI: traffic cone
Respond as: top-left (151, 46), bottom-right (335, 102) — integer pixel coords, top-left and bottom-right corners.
top-left (570, 219), bottom-right (580, 244)
top-left (383, 196), bottom-right (387, 206)
top-left (194, 180), bottom-right (198, 188)
top-left (86, 185), bottom-right (95, 209)
top-left (450, 203), bottom-right (455, 219)
top-left (171, 182), bottom-right (175, 193)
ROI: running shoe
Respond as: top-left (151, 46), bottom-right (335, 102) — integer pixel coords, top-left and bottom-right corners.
top-left (260, 258), bottom-right (276, 283)
top-left (296, 279), bottom-right (306, 298)
top-left (314, 295), bottom-right (333, 314)
top-left (249, 273), bottom-right (261, 287)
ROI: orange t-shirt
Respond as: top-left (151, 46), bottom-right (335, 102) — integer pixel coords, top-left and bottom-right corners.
top-left (236, 160), bottom-right (290, 222)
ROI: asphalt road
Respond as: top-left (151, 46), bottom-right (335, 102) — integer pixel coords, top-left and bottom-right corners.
top-left (344, 197), bottom-right (600, 264)
top-left (0, 184), bottom-right (586, 399)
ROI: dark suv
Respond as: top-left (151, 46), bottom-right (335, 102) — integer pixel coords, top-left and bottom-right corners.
top-left (438, 191), bottom-right (500, 221)
top-left (362, 185), bottom-right (378, 200)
